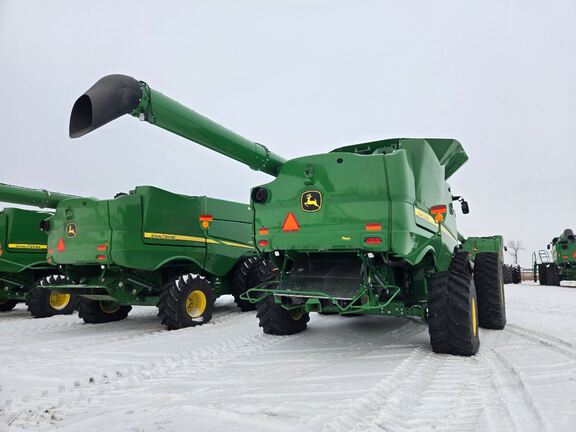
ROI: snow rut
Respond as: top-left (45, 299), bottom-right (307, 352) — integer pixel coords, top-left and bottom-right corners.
top-left (504, 324), bottom-right (576, 361)
top-left (323, 351), bottom-right (486, 432)
top-left (2, 328), bottom-right (300, 428)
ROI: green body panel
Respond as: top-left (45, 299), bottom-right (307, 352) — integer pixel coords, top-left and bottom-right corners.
top-left (0, 208), bottom-right (55, 301)
top-left (46, 186), bottom-right (255, 305)
top-left (551, 230), bottom-right (576, 281)
top-left (254, 139), bottom-right (459, 271)
top-left (460, 235), bottom-right (504, 261)
top-left (0, 183), bottom-right (77, 209)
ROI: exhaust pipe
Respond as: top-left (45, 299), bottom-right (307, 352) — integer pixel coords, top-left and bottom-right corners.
top-left (70, 75), bottom-right (142, 138)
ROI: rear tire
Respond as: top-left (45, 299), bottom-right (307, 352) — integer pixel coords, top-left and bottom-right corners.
top-left (254, 260), bottom-right (308, 335)
top-left (26, 275), bottom-right (79, 318)
top-left (0, 299), bottom-right (18, 312)
top-left (428, 252), bottom-right (480, 356)
top-left (547, 264), bottom-right (561, 286)
top-left (538, 263), bottom-right (548, 285)
top-left (231, 256), bottom-right (263, 311)
top-left (158, 275), bottom-right (215, 330)
top-left (511, 266), bottom-right (522, 284)
top-left (474, 252), bottom-right (506, 330)
top-left (78, 299), bottom-right (132, 324)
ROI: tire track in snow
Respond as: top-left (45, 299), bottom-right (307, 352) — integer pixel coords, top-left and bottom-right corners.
top-left (1, 306), bottom-right (245, 353)
top-left (2, 326), bottom-right (302, 428)
top-left (323, 351), bottom-right (487, 432)
top-left (504, 324), bottom-right (576, 361)
top-left (482, 348), bottom-right (550, 432)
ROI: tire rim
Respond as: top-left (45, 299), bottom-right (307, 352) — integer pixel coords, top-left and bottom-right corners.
top-left (49, 293), bottom-right (71, 311)
top-left (100, 301), bottom-right (122, 314)
top-left (471, 297), bottom-right (478, 337)
top-left (185, 290), bottom-right (207, 318)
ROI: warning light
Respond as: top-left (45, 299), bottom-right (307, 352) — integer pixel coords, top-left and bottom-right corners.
top-left (259, 228), bottom-right (269, 235)
top-left (258, 240), bottom-right (270, 247)
top-left (282, 212), bottom-right (300, 232)
top-left (57, 238), bottom-right (65, 252)
top-left (97, 255), bottom-right (106, 260)
top-left (97, 244), bottom-right (107, 251)
top-left (366, 223), bottom-right (381, 232)
top-left (365, 237), bottom-right (382, 245)
top-left (430, 205), bottom-right (447, 223)
top-left (48, 248), bottom-right (53, 254)
top-left (199, 215), bottom-right (213, 229)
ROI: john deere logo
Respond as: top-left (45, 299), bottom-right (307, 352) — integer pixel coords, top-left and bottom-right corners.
top-left (301, 191), bottom-right (322, 212)
top-left (66, 223), bottom-right (77, 238)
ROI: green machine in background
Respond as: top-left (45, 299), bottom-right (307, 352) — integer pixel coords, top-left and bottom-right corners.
top-left (0, 184), bottom-right (78, 317)
top-left (533, 229), bottom-right (576, 286)
top-left (41, 185), bottom-right (262, 329)
top-left (460, 235), bottom-right (521, 284)
top-left (70, 74), bottom-right (507, 356)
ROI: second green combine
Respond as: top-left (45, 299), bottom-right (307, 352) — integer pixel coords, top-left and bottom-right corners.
top-left (0, 183), bottom-right (79, 317)
top-left (533, 229), bottom-right (576, 286)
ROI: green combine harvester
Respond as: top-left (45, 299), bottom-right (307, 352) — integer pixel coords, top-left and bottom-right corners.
top-left (70, 74), bottom-right (507, 356)
top-left (38, 185), bottom-right (263, 329)
top-left (533, 229), bottom-right (576, 285)
top-left (0, 184), bottom-right (79, 317)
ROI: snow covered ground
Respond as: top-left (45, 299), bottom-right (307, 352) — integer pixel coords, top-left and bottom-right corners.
top-left (1, 283), bottom-right (575, 432)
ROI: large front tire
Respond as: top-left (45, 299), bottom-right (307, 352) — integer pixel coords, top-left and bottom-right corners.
top-left (26, 276), bottom-right (79, 318)
top-left (474, 252), bottom-right (506, 330)
top-left (157, 275), bottom-right (215, 330)
top-left (428, 252), bottom-right (480, 357)
top-left (78, 299), bottom-right (132, 324)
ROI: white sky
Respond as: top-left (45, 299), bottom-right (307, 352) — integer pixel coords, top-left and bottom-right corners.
top-left (1, 0), bottom-right (575, 267)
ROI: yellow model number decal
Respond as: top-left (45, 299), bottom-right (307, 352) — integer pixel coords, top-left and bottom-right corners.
top-left (8, 243), bottom-right (48, 250)
top-left (143, 232), bottom-right (253, 249)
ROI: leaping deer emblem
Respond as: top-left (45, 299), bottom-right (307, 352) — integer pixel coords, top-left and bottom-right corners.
top-left (302, 191), bottom-right (322, 212)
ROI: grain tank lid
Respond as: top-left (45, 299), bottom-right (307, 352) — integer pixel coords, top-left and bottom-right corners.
top-left (330, 138), bottom-right (468, 180)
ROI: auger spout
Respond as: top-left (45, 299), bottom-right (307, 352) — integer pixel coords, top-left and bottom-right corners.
top-left (70, 74), bottom-right (285, 176)
top-left (0, 183), bottom-right (78, 209)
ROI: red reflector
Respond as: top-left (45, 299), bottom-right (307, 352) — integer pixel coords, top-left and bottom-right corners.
top-left (259, 228), bottom-right (269, 235)
top-left (48, 248), bottom-right (53, 254)
top-left (199, 214), bottom-right (213, 222)
top-left (258, 240), bottom-right (270, 247)
top-left (573, 252), bottom-right (576, 258)
top-left (57, 238), bottom-right (65, 252)
top-left (97, 244), bottom-right (107, 251)
top-left (562, 256), bottom-right (569, 259)
top-left (97, 255), bottom-right (106, 260)
top-left (366, 223), bottom-right (381, 231)
top-left (430, 205), bottom-right (447, 215)
top-left (282, 212), bottom-right (300, 232)
top-left (365, 237), bottom-right (382, 244)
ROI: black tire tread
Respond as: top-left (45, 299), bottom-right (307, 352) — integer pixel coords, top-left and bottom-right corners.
top-left (26, 275), bottom-right (79, 318)
top-left (428, 252), bottom-right (480, 357)
top-left (231, 256), bottom-right (263, 311)
top-left (474, 252), bottom-right (506, 330)
top-left (157, 274), bottom-right (215, 330)
top-left (78, 299), bottom-right (132, 324)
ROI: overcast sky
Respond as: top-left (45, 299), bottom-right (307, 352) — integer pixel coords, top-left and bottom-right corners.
top-left (1, 0), bottom-right (575, 267)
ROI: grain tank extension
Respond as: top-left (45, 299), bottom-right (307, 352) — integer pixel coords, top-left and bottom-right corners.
top-left (71, 75), bottom-right (507, 355)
